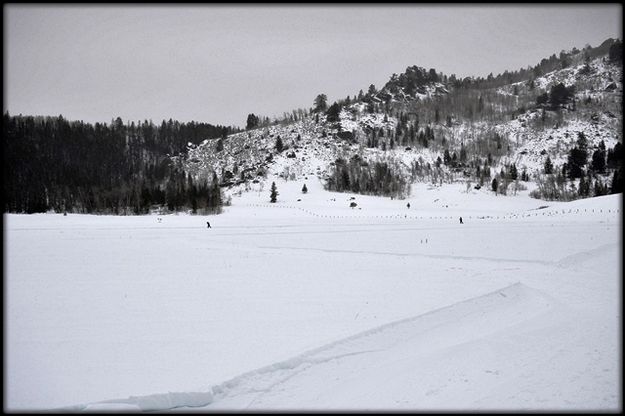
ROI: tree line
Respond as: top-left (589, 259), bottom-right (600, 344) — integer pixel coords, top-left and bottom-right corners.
top-left (3, 113), bottom-right (238, 214)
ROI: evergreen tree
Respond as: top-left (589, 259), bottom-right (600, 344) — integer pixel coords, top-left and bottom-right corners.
top-left (544, 155), bottom-right (554, 174)
top-left (576, 131), bottom-right (588, 152)
top-left (246, 113), bottom-right (259, 130)
top-left (609, 39), bottom-right (623, 65)
top-left (579, 57), bottom-right (593, 75)
top-left (567, 133), bottom-right (589, 179)
top-left (367, 84), bottom-right (377, 97)
top-left (491, 177), bottom-right (498, 193)
top-left (607, 142), bottom-right (623, 169)
top-left (270, 181), bottom-right (278, 203)
top-left (275, 135), bottom-right (284, 153)
top-left (313, 94), bottom-right (328, 113)
top-left (459, 144), bottom-right (467, 164)
top-left (578, 175), bottom-right (590, 197)
top-left (326, 102), bottom-right (341, 123)
top-left (611, 167), bottom-right (623, 194)
top-left (536, 92), bottom-right (549, 106)
top-left (548, 83), bottom-right (575, 109)
top-left (302, 183), bottom-right (308, 194)
top-left (591, 140), bottom-right (606, 173)
top-left (560, 51), bottom-right (570, 69)
top-left (594, 179), bottom-right (608, 196)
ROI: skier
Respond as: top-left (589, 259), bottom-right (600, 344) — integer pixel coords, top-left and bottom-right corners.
top-left (459, 216), bottom-right (463, 224)
top-left (206, 221), bottom-right (211, 228)
top-left (407, 202), bottom-right (411, 209)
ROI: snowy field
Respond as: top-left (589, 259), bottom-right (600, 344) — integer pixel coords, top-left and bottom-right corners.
top-left (5, 179), bottom-right (622, 411)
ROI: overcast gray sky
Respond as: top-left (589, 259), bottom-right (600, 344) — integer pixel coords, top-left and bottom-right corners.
top-left (4, 4), bottom-right (622, 128)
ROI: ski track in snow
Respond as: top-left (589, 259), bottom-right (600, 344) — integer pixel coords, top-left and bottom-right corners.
top-left (258, 241), bottom-right (620, 268)
top-left (257, 244), bottom-right (556, 266)
top-left (66, 282), bottom-right (560, 411)
top-left (208, 283), bottom-right (560, 411)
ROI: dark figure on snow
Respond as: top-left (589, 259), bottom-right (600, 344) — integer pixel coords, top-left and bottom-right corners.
top-left (207, 221), bottom-right (211, 228)
top-left (459, 217), bottom-right (463, 224)
top-left (407, 203), bottom-right (411, 209)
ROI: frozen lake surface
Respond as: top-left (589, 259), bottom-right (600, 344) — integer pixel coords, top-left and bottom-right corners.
top-left (5, 181), bottom-right (622, 411)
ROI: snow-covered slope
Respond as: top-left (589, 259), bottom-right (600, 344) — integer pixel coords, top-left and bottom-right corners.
top-left (177, 53), bottom-right (621, 204)
top-left (493, 57), bottom-right (622, 174)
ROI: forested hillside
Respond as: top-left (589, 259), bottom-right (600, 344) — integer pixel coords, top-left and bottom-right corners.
top-left (3, 38), bottom-right (622, 214)
top-left (3, 115), bottom-right (239, 214)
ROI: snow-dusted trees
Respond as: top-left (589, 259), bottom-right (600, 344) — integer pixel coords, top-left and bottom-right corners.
top-left (536, 83), bottom-right (576, 110)
top-left (325, 155), bottom-right (410, 199)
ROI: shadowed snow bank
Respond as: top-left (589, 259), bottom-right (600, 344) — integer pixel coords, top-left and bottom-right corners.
top-left (61, 391), bottom-right (214, 412)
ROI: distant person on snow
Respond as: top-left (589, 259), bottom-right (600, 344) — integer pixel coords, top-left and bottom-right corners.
top-left (207, 221), bottom-right (211, 228)
top-left (459, 217), bottom-right (463, 224)
top-left (407, 203), bottom-right (411, 209)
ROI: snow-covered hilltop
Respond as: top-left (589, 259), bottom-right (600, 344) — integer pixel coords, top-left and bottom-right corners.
top-left (176, 39), bottom-right (622, 204)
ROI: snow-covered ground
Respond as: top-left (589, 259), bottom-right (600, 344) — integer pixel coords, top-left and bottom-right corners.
top-left (5, 178), bottom-right (622, 411)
